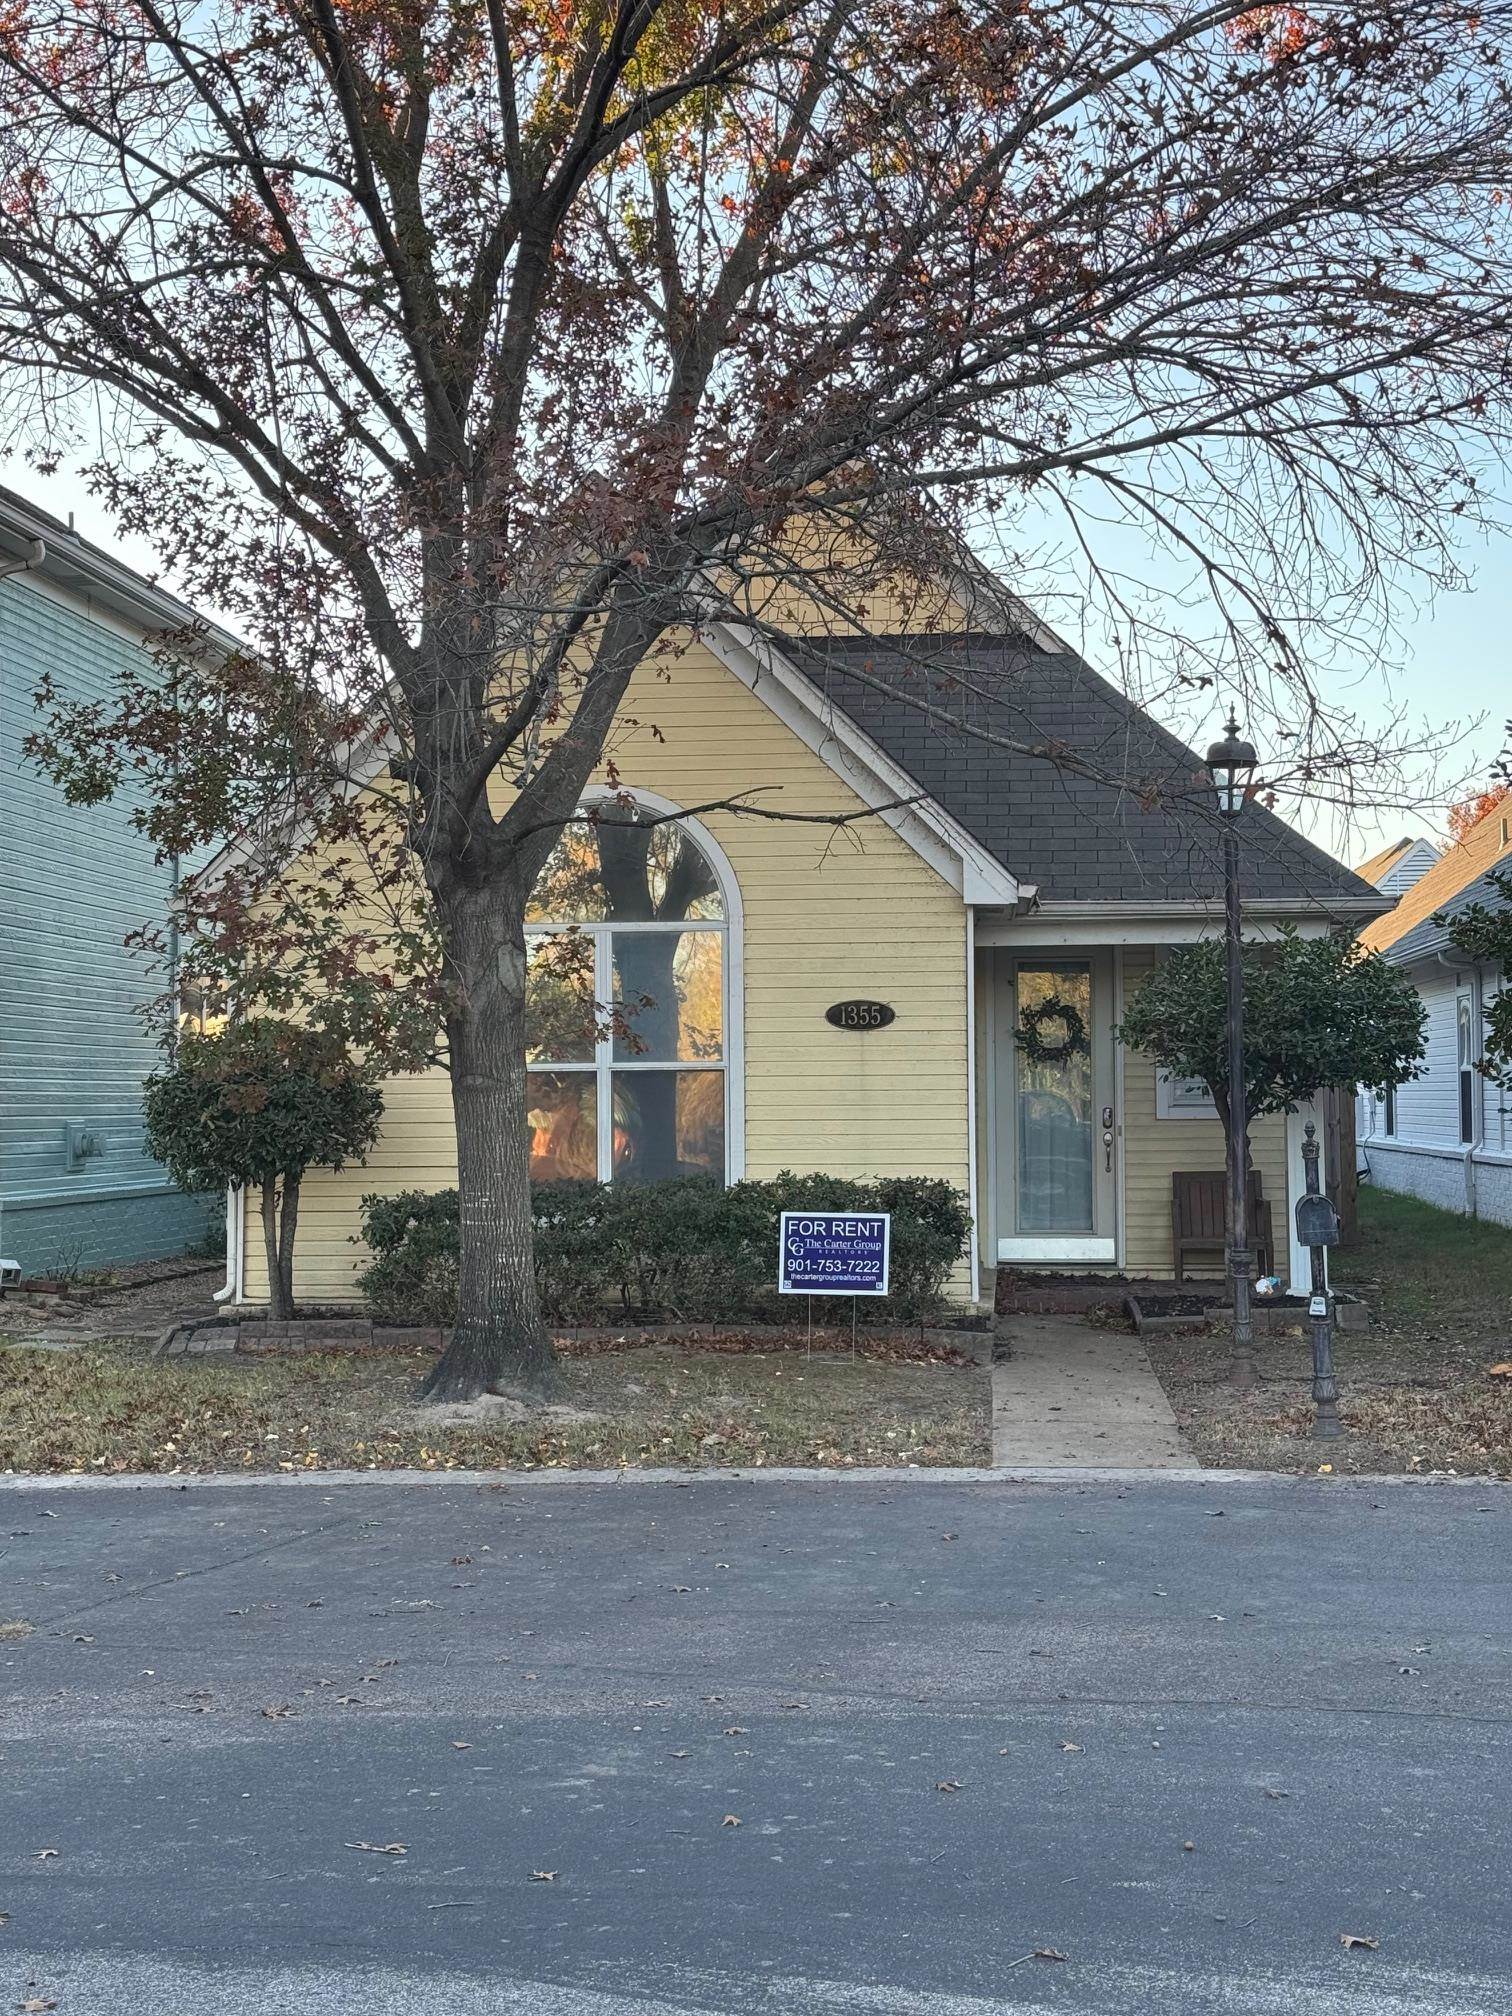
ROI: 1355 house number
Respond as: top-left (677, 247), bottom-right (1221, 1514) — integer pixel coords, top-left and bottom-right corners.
top-left (825, 1000), bottom-right (896, 1031)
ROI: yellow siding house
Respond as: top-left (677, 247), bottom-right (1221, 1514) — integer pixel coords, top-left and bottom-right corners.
top-left (229, 571), bottom-right (1386, 1310)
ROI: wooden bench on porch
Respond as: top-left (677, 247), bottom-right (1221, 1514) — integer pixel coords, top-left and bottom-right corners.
top-left (1171, 1170), bottom-right (1274, 1281)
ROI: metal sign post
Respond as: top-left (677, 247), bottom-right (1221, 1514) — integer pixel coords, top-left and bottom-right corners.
top-left (1295, 1122), bottom-right (1343, 1441)
top-left (778, 1211), bottom-right (891, 1354)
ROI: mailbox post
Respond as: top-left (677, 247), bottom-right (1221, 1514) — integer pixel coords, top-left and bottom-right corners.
top-left (1295, 1121), bottom-right (1343, 1440)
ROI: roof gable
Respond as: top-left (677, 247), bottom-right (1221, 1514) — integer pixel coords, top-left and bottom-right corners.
top-left (1361, 799), bottom-right (1512, 962)
top-left (779, 631), bottom-right (1382, 913)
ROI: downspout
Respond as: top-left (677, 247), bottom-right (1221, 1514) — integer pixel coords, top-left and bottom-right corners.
top-left (213, 1188), bottom-right (243, 1303)
top-left (0, 536), bottom-right (47, 582)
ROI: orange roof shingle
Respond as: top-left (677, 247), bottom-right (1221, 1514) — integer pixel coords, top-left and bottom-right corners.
top-left (1359, 800), bottom-right (1512, 956)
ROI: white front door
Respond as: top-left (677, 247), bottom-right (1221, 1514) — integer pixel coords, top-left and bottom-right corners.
top-left (994, 955), bottom-right (1117, 1264)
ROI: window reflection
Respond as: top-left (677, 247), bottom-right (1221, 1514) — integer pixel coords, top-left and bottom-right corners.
top-left (527, 1073), bottom-right (597, 1184)
top-left (525, 932), bottom-right (597, 1063)
top-left (613, 931), bottom-right (723, 1061)
top-left (526, 799), bottom-right (730, 1186)
top-left (528, 813), bottom-right (724, 924)
top-left (612, 1071), bottom-right (725, 1184)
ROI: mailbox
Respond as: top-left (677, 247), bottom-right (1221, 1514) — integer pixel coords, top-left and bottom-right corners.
top-left (1294, 1189), bottom-right (1340, 1250)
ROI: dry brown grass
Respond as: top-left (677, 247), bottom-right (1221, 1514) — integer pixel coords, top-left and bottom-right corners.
top-left (1147, 1186), bottom-right (1512, 1476)
top-left (0, 1337), bottom-right (990, 1477)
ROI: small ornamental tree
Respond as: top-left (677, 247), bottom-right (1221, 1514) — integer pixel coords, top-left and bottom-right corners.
top-left (1443, 866), bottom-right (1512, 1091)
top-left (1117, 929), bottom-right (1427, 1171)
top-left (144, 1022), bottom-right (384, 1320)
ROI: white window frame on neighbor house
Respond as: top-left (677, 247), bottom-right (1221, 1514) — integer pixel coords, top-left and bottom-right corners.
top-left (1155, 1070), bottom-right (1218, 1120)
top-left (1457, 980), bottom-right (1480, 1148)
top-left (524, 785), bottom-right (745, 1183)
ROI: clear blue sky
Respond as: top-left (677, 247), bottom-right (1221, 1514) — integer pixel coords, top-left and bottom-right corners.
top-left (11, 461), bottom-right (1508, 873)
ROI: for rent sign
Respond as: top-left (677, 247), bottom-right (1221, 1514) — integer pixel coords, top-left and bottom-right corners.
top-left (778, 1211), bottom-right (891, 1296)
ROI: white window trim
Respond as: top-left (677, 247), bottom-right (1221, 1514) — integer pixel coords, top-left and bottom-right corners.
top-left (1155, 1070), bottom-right (1218, 1120)
top-left (526, 785), bottom-right (745, 1182)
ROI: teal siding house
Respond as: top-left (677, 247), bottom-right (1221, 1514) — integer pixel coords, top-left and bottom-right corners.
top-left (0, 488), bottom-right (216, 1275)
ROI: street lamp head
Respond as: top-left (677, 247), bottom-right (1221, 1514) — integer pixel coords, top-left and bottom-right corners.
top-left (1206, 708), bottom-right (1258, 818)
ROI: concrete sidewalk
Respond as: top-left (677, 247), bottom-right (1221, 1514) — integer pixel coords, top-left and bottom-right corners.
top-left (992, 1313), bottom-right (1189, 1468)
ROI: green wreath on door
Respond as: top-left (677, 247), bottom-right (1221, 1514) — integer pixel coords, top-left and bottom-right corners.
top-left (1014, 994), bottom-right (1090, 1068)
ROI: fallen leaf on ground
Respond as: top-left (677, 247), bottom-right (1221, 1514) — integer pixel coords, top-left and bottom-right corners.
top-left (344, 1841), bottom-right (407, 1855)
top-left (721, 1814), bottom-right (741, 1828)
top-left (1058, 1742), bottom-right (1083, 1754)
top-left (451, 1742), bottom-right (471, 1751)
top-left (723, 1726), bottom-right (748, 1737)
top-left (261, 1705), bottom-right (295, 1720)
top-left (1487, 1363), bottom-right (1512, 1379)
top-left (1340, 1934), bottom-right (1380, 1950)
top-left (1182, 1841), bottom-right (1195, 1852)
top-left (936, 1780), bottom-right (963, 1793)
top-left (33, 1850), bottom-right (58, 1861)
top-left (1264, 1788), bottom-right (1290, 1800)
top-left (1034, 1948), bottom-right (1068, 1962)
top-left (528, 1870), bottom-right (557, 1882)
top-left (17, 1998), bottom-right (57, 2011)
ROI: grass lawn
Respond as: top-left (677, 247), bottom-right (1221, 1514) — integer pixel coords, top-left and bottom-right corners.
top-left (1146, 1184), bottom-right (1512, 1476)
top-left (0, 1334), bottom-right (990, 1477)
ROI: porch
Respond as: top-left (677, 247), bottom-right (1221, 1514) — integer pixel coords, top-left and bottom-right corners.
top-left (970, 928), bottom-right (1324, 1298)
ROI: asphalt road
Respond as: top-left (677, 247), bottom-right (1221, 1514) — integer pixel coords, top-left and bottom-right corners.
top-left (3, 1470), bottom-right (1510, 2015)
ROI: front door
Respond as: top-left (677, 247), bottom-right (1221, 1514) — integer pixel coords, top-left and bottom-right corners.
top-left (995, 956), bottom-right (1117, 1264)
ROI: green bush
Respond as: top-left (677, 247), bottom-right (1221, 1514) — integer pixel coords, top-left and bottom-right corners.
top-left (356, 1173), bottom-right (970, 1327)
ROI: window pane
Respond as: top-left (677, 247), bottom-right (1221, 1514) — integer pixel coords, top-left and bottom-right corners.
top-left (525, 933), bottom-right (597, 1063)
top-left (526, 811), bottom-right (724, 925)
top-left (1015, 966), bottom-right (1094, 1233)
top-left (612, 930), bottom-right (723, 1061)
top-left (599, 817), bottom-right (723, 922)
top-left (612, 1071), bottom-right (725, 1183)
top-left (527, 826), bottom-right (608, 923)
top-left (526, 1073), bottom-right (597, 1184)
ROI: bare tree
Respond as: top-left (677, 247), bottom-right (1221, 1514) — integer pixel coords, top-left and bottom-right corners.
top-left (5, 0), bottom-right (1512, 1397)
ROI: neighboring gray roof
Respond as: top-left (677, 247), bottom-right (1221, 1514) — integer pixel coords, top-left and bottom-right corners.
top-left (0, 484), bottom-right (240, 649)
top-left (785, 631), bottom-right (1386, 912)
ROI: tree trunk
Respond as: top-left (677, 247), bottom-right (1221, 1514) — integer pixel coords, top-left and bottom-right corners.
top-left (420, 882), bottom-right (559, 1403)
top-left (260, 1177), bottom-right (292, 1322)
top-left (277, 1172), bottom-right (301, 1317)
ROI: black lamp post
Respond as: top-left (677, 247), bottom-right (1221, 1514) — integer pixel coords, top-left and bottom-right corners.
top-left (1206, 708), bottom-right (1259, 1392)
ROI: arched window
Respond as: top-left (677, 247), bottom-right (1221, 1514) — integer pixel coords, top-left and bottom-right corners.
top-left (523, 792), bottom-right (738, 1186)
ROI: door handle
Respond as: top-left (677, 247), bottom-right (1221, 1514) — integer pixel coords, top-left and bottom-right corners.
top-left (1103, 1129), bottom-right (1114, 1173)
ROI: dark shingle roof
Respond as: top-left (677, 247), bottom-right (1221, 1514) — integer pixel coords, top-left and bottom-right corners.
top-left (785, 632), bottom-right (1384, 912)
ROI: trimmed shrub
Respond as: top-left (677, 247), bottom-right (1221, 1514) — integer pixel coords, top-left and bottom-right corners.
top-left (356, 1173), bottom-right (970, 1327)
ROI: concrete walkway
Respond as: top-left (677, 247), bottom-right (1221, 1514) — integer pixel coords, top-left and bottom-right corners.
top-left (992, 1313), bottom-right (1189, 1468)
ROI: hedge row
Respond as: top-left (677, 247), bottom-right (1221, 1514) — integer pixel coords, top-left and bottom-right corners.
top-left (356, 1174), bottom-right (971, 1327)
